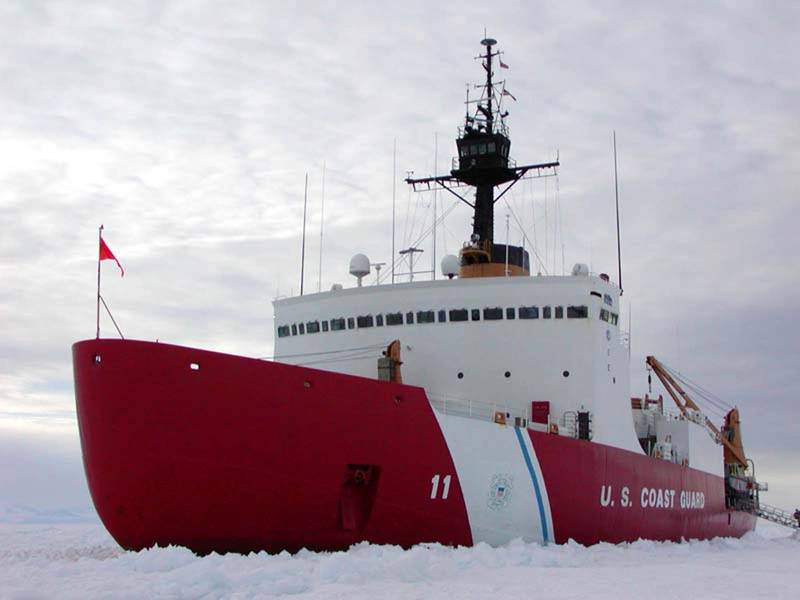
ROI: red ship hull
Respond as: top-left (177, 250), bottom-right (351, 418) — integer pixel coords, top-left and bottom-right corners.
top-left (73, 339), bottom-right (755, 553)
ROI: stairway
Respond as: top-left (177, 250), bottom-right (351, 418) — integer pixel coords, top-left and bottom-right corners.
top-left (752, 502), bottom-right (799, 529)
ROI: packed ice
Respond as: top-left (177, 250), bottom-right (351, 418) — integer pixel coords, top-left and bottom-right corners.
top-left (1, 519), bottom-right (797, 599)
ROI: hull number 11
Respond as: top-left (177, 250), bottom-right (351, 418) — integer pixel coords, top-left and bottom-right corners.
top-left (430, 474), bottom-right (452, 499)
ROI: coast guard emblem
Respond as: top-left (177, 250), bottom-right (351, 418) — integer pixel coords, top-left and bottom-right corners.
top-left (487, 474), bottom-right (513, 510)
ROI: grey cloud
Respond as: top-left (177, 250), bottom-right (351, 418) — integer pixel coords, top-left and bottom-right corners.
top-left (1, 0), bottom-right (799, 513)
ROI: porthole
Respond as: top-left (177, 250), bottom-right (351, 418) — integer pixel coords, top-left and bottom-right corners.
top-left (457, 372), bottom-right (464, 379)
top-left (504, 371), bottom-right (511, 378)
top-left (562, 370), bottom-right (570, 378)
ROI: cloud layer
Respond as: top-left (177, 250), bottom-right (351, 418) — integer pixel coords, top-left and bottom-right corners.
top-left (1, 1), bottom-right (799, 512)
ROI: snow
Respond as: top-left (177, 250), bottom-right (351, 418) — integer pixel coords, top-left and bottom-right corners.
top-left (0, 520), bottom-right (797, 599)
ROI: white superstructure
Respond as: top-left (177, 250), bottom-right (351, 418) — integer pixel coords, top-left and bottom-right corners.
top-left (274, 271), bottom-right (642, 453)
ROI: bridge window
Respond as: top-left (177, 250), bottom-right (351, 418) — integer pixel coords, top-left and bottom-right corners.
top-left (347, 317), bottom-right (355, 330)
top-left (542, 306), bottom-right (552, 319)
top-left (322, 320), bottom-right (329, 332)
top-left (298, 323), bottom-right (305, 335)
top-left (376, 314), bottom-right (384, 327)
top-left (555, 306), bottom-right (564, 319)
top-left (567, 305), bottom-right (588, 319)
top-left (386, 312), bottom-right (404, 326)
top-left (277, 325), bottom-right (290, 338)
top-left (417, 310), bottom-right (435, 323)
top-left (331, 318), bottom-right (346, 331)
top-left (438, 309), bottom-right (447, 323)
top-left (600, 309), bottom-right (619, 325)
top-left (406, 311), bottom-right (414, 324)
top-left (471, 309), bottom-right (481, 321)
top-left (291, 324), bottom-right (298, 335)
top-left (519, 306), bottom-right (539, 319)
top-left (506, 307), bottom-right (516, 320)
top-left (449, 309), bottom-right (468, 322)
top-left (306, 321), bottom-right (320, 333)
top-left (357, 315), bottom-right (374, 328)
top-left (483, 307), bottom-right (503, 320)
top-left (488, 142), bottom-right (496, 153)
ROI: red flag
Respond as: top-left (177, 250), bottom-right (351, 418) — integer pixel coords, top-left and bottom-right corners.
top-left (502, 89), bottom-right (517, 101)
top-left (99, 237), bottom-right (124, 277)
top-left (499, 58), bottom-right (509, 69)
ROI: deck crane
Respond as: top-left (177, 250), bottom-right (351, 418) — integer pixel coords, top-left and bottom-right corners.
top-left (647, 356), bottom-right (798, 530)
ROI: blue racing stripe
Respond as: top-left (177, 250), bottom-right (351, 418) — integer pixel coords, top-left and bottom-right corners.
top-left (514, 427), bottom-right (549, 544)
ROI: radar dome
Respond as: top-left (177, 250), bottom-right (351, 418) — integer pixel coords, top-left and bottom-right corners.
top-left (571, 263), bottom-right (589, 276)
top-left (441, 254), bottom-right (460, 279)
top-left (349, 253), bottom-right (371, 287)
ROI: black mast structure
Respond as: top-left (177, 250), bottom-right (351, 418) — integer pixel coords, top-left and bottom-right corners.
top-left (406, 38), bottom-right (559, 277)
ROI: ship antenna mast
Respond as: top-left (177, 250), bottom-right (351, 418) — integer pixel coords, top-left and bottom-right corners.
top-left (613, 131), bottom-right (623, 295)
top-left (405, 37), bottom-right (559, 278)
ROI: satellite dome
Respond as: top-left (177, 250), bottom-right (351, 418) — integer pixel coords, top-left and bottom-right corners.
top-left (349, 253), bottom-right (370, 287)
top-left (441, 255), bottom-right (460, 279)
top-left (571, 263), bottom-right (589, 276)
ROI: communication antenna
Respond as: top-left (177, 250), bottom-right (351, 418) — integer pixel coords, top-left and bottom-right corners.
top-left (300, 172), bottom-right (308, 296)
top-left (432, 132), bottom-right (438, 280)
top-left (371, 262), bottom-right (386, 285)
top-left (399, 246), bottom-right (424, 282)
top-left (317, 162), bottom-right (326, 293)
top-left (613, 131), bottom-right (623, 295)
top-left (505, 213), bottom-right (510, 276)
top-left (391, 139), bottom-right (397, 284)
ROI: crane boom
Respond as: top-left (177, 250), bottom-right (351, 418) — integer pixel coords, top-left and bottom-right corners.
top-left (646, 356), bottom-right (748, 468)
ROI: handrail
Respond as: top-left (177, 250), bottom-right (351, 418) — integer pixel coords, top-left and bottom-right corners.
top-left (427, 392), bottom-right (531, 425)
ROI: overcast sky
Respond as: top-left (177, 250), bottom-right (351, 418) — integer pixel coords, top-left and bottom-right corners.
top-left (1, 0), bottom-right (799, 517)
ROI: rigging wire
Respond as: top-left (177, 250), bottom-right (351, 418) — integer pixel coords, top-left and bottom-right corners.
top-left (259, 342), bottom-right (388, 361)
top-left (530, 176), bottom-right (539, 273)
top-left (661, 361), bottom-right (733, 410)
top-left (401, 185), bottom-right (413, 249)
top-left (502, 197), bottom-right (548, 275)
top-left (299, 352), bottom-right (383, 367)
top-left (655, 360), bottom-right (734, 419)
top-left (544, 175), bottom-right (549, 272)
top-left (555, 173), bottom-right (563, 275)
top-left (380, 199), bottom-right (461, 284)
top-left (672, 375), bottom-right (733, 415)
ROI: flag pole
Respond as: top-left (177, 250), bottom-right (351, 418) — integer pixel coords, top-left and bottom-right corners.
top-left (96, 224), bottom-right (103, 339)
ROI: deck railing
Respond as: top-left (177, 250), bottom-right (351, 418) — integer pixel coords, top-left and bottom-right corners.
top-left (427, 392), bottom-right (550, 433)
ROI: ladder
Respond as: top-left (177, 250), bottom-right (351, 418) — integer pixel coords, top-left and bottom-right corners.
top-left (751, 502), bottom-right (799, 529)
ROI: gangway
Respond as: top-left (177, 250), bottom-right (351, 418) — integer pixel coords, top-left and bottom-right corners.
top-left (752, 502), bottom-right (799, 530)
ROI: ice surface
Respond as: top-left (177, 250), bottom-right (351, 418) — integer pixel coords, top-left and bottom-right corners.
top-left (0, 520), bottom-right (797, 599)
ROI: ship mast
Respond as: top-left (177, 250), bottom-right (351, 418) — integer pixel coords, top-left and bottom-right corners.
top-left (406, 38), bottom-right (559, 278)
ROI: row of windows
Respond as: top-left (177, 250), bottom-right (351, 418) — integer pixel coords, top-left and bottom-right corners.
top-left (459, 142), bottom-right (509, 158)
top-left (277, 304), bottom-right (596, 338)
